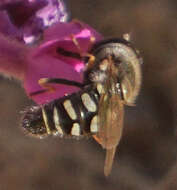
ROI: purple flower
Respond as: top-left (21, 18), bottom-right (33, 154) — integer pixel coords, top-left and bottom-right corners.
top-left (0, 0), bottom-right (69, 44)
top-left (0, 21), bottom-right (103, 104)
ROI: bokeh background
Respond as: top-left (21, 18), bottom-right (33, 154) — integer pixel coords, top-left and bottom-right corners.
top-left (0, 0), bottom-right (177, 189)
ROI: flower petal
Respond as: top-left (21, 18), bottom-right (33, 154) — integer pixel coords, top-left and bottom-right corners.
top-left (0, 33), bottom-right (28, 79)
top-left (0, 11), bottom-right (20, 38)
top-left (24, 21), bottom-right (103, 104)
top-left (0, 0), bottom-right (70, 44)
top-left (43, 21), bottom-right (102, 44)
top-left (25, 53), bottom-right (82, 104)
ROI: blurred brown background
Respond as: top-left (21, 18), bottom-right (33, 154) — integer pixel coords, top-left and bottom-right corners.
top-left (0, 0), bottom-right (177, 189)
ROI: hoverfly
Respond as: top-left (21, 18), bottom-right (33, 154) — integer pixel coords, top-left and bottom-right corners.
top-left (22, 36), bottom-right (142, 176)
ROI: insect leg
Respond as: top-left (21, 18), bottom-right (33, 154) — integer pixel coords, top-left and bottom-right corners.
top-left (29, 77), bottom-right (84, 96)
top-left (92, 134), bottom-right (102, 145)
top-left (71, 19), bottom-right (96, 47)
top-left (69, 31), bottom-right (96, 69)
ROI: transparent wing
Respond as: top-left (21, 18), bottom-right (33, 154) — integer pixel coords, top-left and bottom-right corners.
top-left (97, 94), bottom-right (124, 149)
top-left (104, 147), bottom-right (117, 176)
top-left (95, 93), bottom-right (124, 176)
top-left (91, 57), bottom-right (125, 176)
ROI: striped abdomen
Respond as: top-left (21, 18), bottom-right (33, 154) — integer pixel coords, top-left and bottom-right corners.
top-left (22, 86), bottom-right (100, 139)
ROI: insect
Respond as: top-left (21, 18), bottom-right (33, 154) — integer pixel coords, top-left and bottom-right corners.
top-left (22, 36), bottom-right (142, 176)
